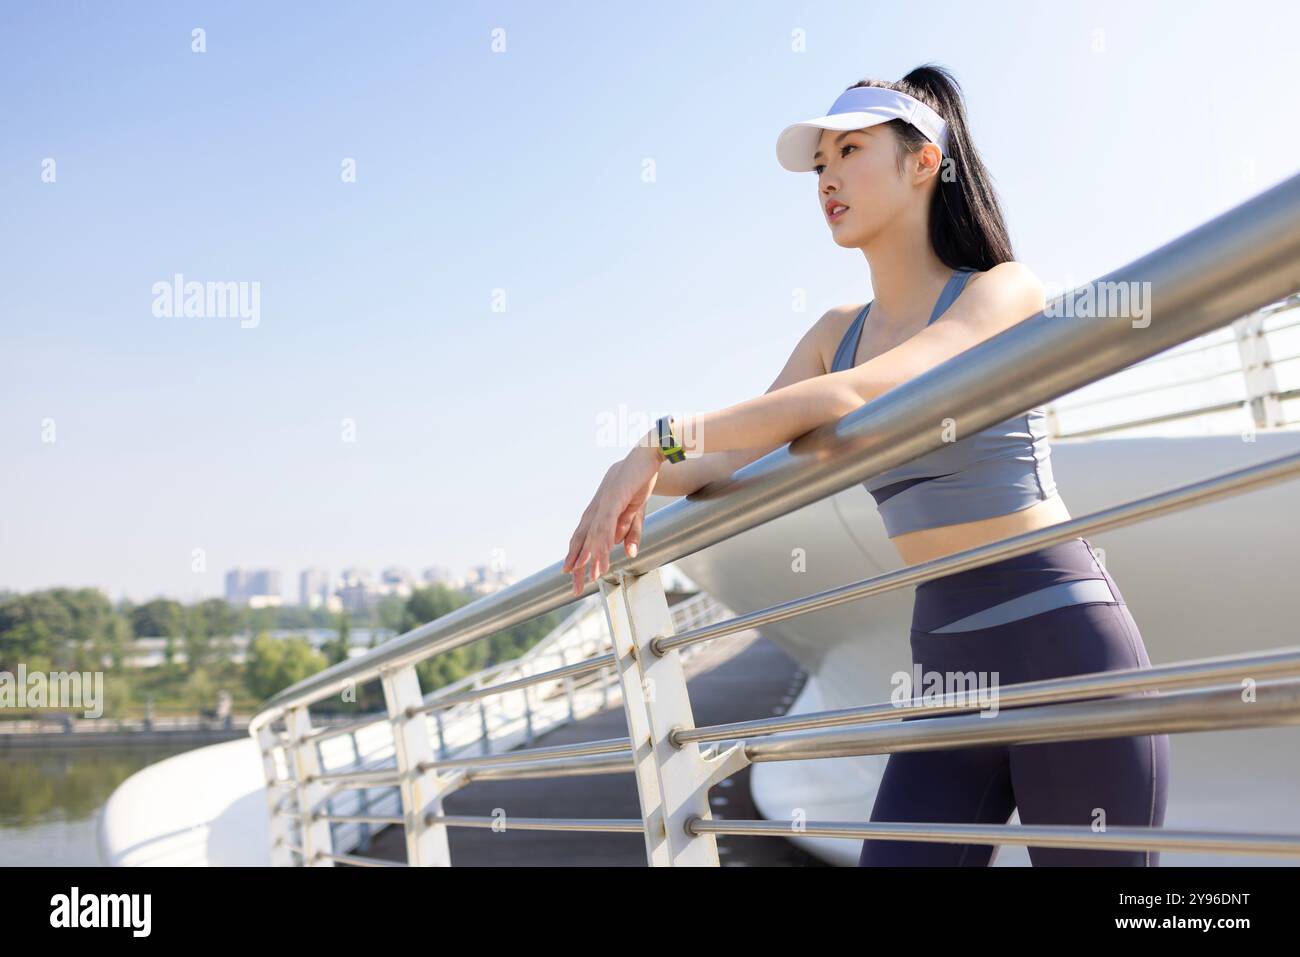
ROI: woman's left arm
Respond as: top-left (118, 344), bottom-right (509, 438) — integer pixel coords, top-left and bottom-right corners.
top-left (672, 262), bottom-right (1046, 457)
top-left (561, 262), bottom-right (1044, 594)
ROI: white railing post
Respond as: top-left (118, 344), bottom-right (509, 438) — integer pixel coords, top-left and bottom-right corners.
top-left (283, 706), bottom-right (334, 866)
top-left (598, 567), bottom-right (748, 866)
top-left (380, 664), bottom-right (453, 865)
top-left (1233, 311), bottom-right (1286, 429)
top-left (432, 709), bottom-right (448, 760)
top-left (557, 645), bottom-right (577, 724)
top-left (477, 696), bottom-right (491, 754)
top-left (522, 672), bottom-right (536, 746)
top-left (256, 723), bottom-right (295, 866)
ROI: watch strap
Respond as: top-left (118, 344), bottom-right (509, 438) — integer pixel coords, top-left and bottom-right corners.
top-left (656, 415), bottom-right (685, 463)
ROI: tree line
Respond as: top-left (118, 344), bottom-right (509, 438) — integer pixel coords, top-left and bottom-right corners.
top-left (0, 584), bottom-right (564, 718)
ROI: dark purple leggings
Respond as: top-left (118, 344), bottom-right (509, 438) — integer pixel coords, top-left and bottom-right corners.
top-left (858, 537), bottom-right (1171, 866)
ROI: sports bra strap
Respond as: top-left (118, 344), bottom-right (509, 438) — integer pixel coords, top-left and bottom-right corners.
top-left (926, 267), bottom-right (975, 327)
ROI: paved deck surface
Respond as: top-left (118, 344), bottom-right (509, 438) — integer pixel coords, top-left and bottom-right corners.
top-left (362, 630), bottom-right (829, 866)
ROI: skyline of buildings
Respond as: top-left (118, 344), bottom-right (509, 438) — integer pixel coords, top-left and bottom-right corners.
top-left (223, 568), bottom-right (283, 609)
top-left (222, 559), bottom-right (517, 612)
top-left (2, 557), bottom-right (703, 609)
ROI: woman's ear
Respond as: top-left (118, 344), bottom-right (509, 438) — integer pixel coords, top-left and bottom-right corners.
top-left (912, 142), bottom-right (944, 183)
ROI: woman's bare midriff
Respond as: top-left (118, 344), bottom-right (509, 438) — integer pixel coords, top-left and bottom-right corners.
top-left (888, 492), bottom-right (1074, 567)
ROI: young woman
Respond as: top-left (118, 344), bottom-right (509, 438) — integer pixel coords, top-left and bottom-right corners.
top-left (561, 64), bottom-right (1170, 866)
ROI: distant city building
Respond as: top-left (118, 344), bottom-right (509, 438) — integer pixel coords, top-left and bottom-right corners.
top-left (299, 568), bottom-right (331, 609)
top-left (337, 567), bottom-right (374, 613)
top-left (462, 560), bottom-right (515, 598)
top-left (228, 558), bottom-right (525, 613)
top-left (381, 567), bottom-right (412, 586)
top-left (422, 566), bottom-right (452, 586)
top-left (224, 567), bottom-right (282, 607)
top-left (252, 569), bottom-right (279, 597)
top-left (336, 581), bottom-right (370, 613)
top-left (318, 565), bottom-right (419, 611)
top-left (378, 567), bottom-right (414, 601)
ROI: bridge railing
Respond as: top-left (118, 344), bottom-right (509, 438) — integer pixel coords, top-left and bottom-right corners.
top-left (1045, 291), bottom-right (1300, 438)
top-left (249, 170), bottom-right (1300, 866)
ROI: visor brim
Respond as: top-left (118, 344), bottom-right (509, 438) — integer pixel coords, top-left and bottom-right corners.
top-left (775, 112), bottom-right (892, 172)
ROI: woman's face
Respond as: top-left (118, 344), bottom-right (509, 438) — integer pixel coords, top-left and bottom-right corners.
top-left (813, 125), bottom-right (931, 248)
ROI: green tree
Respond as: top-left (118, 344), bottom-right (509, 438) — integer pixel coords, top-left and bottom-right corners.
top-left (245, 634), bottom-right (327, 701)
top-left (321, 611), bottom-right (351, 666)
top-left (185, 667), bottom-right (215, 713)
top-left (130, 599), bottom-right (183, 639)
top-left (90, 612), bottom-right (133, 673)
top-left (375, 595), bottom-right (406, 639)
top-left (197, 598), bottom-right (240, 667)
top-left (198, 598), bottom-right (240, 640)
top-left (399, 585), bottom-right (559, 694)
top-left (180, 602), bottom-right (214, 675)
top-left (0, 588), bottom-right (122, 673)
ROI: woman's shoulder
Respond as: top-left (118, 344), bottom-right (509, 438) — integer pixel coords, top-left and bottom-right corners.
top-left (814, 302), bottom-right (870, 372)
top-left (959, 261), bottom-right (1046, 318)
top-left (962, 260), bottom-right (1043, 298)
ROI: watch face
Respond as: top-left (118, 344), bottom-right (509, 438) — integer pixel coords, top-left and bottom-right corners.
top-left (658, 416), bottom-right (674, 450)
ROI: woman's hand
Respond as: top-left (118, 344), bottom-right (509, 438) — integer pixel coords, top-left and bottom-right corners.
top-left (561, 441), bottom-right (663, 596)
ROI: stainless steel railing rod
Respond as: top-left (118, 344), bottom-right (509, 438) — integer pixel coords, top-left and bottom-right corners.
top-left (424, 814), bottom-right (644, 833)
top-left (249, 171), bottom-right (1300, 732)
top-left (656, 447), bottom-right (1300, 654)
top-left (674, 644), bottom-right (1300, 745)
top-left (685, 817), bottom-right (1300, 857)
top-left (416, 735), bottom-right (632, 771)
top-left (742, 679), bottom-right (1300, 762)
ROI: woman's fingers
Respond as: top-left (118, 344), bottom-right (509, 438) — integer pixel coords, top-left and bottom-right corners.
top-left (625, 508), bottom-right (644, 558)
top-left (591, 518), bottom-right (614, 581)
top-left (613, 503), bottom-right (643, 559)
top-left (613, 509), bottom-right (634, 547)
top-left (569, 505), bottom-right (643, 589)
top-left (569, 526), bottom-right (607, 594)
top-left (570, 547), bottom-right (590, 594)
top-left (562, 513), bottom-right (593, 573)
top-left (563, 484), bottom-right (608, 572)
top-left (589, 532), bottom-right (605, 582)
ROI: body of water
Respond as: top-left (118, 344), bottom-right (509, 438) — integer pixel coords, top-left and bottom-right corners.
top-left (0, 744), bottom-right (198, 866)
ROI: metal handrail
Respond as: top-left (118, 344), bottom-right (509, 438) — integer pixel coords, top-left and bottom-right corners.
top-left (309, 645), bottom-right (1298, 785)
top-left (424, 815), bottom-right (644, 833)
top-left (252, 168), bottom-right (1300, 865)
top-left (685, 818), bottom-right (1300, 857)
top-left (737, 680), bottom-right (1300, 762)
top-left (1047, 299), bottom-right (1300, 436)
top-left (409, 653), bottom-right (616, 717)
top-left (675, 644), bottom-right (1300, 747)
top-left (652, 446), bottom-right (1300, 655)
top-left (250, 169), bottom-right (1300, 732)
top-left (1061, 362), bottom-right (1250, 409)
top-left (1053, 397), bottom-right (1264, 439)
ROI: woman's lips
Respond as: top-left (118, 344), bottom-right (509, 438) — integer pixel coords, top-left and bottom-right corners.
top-left (828, 204), bottom-right (849, 222)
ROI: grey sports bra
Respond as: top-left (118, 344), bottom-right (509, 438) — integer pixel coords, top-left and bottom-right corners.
top-left (830, 267), bottom-right (1056, 537)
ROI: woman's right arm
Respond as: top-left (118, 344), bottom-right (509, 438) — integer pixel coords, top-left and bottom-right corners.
top-left (649, 305), bottom-right (852, 498)
top-left (645, 446), bottom-right (753, 498)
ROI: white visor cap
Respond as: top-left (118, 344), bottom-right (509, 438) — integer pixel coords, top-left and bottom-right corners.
top-left (776, 86), bottom-right (948, 172)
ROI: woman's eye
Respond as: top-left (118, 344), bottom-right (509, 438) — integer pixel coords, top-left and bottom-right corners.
top-left (813, 144), bottom-right (857, 175)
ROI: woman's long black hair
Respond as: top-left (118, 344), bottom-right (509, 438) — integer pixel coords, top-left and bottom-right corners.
top-left (847, 64), bottom-right (1015, 271)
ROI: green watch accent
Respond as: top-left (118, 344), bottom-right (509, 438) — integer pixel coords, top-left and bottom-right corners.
top-left (656, 415), bottom-right (685, 463)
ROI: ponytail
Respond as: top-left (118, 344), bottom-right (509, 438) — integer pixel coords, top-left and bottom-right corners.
top-left (846, 63), bottom-right (1015, 271)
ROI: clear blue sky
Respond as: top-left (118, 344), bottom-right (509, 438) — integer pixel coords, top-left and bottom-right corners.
top-left (3, 0), bottom-right (1298, 604)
